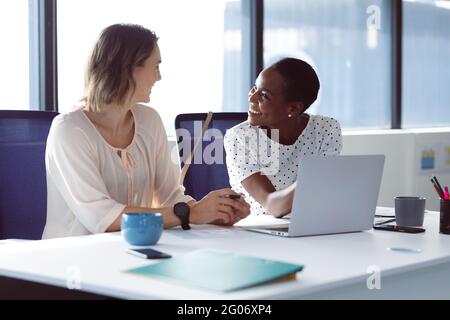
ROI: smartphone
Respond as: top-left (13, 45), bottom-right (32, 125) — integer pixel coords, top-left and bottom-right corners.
top-left (223, 194), bottom-right (241, 200)
top-left (373, 225), bottom-right (425, 233)
top-left (127, 248), bottom-right (172, 259)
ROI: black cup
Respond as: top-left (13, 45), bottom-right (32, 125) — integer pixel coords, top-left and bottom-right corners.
top-left (394, 196), bottom-right (426, 226)
top-left (440, 200), bottom-right (450, 234)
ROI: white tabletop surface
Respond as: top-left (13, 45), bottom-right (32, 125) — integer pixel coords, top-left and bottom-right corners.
top-left (0, 208), bottom-right (449, 299)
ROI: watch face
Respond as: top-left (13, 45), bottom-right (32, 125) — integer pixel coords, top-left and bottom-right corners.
top-left (174, 202), bottom-right (190, 230)
top-left (174, 202), bottom-right (189, 217)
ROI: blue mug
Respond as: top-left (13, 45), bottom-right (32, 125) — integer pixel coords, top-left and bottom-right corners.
top-left (121, 212), bottom-right (163, 246)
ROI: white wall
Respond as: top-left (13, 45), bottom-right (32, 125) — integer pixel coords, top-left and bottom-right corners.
top-left (342, 128), bottom-right (450, 211)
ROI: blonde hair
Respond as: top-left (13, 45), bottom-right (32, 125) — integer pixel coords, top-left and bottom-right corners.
top-left (83, 24), bottom-right (158, 112)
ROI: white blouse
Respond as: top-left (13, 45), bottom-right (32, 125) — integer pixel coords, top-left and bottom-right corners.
top-left (42, 104), bottom-right (193, 239)
top-left (224, 114), bottom-right (343, 216)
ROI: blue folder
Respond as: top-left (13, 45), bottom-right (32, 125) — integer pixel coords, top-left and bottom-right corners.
top-left (126, 249), bottom-right (304, 292)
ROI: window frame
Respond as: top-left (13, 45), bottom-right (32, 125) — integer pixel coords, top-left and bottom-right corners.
top-left (35, 0), bottom-right (439, 131)
top-left (29, 0), bottom-right (58, 111)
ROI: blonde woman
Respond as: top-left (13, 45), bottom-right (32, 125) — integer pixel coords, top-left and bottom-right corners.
top-left (43, 24), bottom-right (250, 239)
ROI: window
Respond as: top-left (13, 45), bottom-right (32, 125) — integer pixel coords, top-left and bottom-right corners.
top-left (402, 0), bottom-right (450, 128)
top-left (57, 0), bottom-right (248, 135)
top-left (264, 0), bottom-right (392, 129)
top-left (0, 1), bottom-right (31, 110)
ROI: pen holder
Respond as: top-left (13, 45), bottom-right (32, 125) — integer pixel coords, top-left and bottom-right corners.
top-left (440, 200), bottom-right (450, 234)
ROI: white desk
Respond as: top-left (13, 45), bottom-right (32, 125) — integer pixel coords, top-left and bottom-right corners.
top-left (1, 209), bottom-right (450, 299)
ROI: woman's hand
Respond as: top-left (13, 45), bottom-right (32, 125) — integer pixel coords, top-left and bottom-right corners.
top-left (267, 181), bottom-right (297, 218)
top-left (241, 172), bottom-right (297, 218)
top-left (190, 189), bottom-right (251, 226)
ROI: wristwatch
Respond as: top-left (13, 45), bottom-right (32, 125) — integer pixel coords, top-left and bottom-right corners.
top-left (173, 202), bottom-right (191, 230)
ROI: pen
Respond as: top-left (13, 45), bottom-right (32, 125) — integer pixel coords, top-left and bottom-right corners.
top-left (221, 194), bottom-right (242, 200)
top-left (387, 247), bottom-right (421, 253)
top-left (374, 218), bottom-right (396, 226)
top-left (431, 179), bottom-right (443, 199)
top-left (432, 175), bottom-right (445, 197)
top-left (445, 186), bottom-right (449, 200)
top-left (430, 176), bottom-right (444, 199)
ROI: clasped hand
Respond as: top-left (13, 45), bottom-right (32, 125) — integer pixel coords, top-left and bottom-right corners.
top-left (190, 189), bottom-right (251, 226)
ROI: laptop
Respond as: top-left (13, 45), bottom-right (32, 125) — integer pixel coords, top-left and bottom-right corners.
top-left (242, 155), bottom-right (385, 237)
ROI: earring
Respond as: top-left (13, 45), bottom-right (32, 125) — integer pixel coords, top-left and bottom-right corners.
top-left (288, 114), bottom-right (292, 118)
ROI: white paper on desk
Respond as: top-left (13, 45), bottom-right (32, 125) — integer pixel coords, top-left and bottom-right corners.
top-left (376, 206), bottom-right (431, 216)
top-left (376, 206), bottom-right (395, 217)
top-left (187, 229), bottom-right (233, 237)
top-left (374, 207), bottom-right (396, 225)
top-left (169, 226), bottom-right (235, 239)
top-left (234, 214), bottom-right (290, 228)
top-left (237, 208), bottom-right (394, 229)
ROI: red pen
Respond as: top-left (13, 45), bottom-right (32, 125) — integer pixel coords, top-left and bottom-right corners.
top-left (445, 186), bottom-right (449, 200)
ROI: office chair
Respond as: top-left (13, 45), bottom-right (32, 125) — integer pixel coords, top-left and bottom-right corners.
top-left (174, 112), bottom-right (248, 200)
top-left (0, 110), bottom-right (59, 240)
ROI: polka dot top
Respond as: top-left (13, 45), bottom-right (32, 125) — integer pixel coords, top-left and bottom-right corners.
top-left (224, 114), bottom-right (343, 216)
